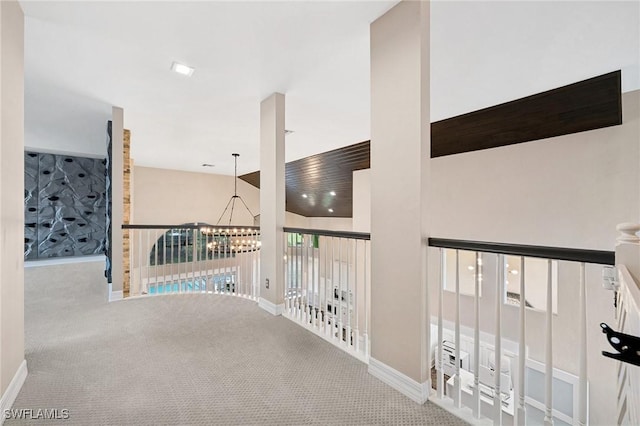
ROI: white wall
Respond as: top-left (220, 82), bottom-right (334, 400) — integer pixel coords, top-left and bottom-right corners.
top-left (307, 217), bottom-right (353, 232)
top-left (0, 0), bottom-right (26, 400)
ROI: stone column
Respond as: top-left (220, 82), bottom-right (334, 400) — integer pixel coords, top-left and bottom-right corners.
top-left (259, 93), bottom-right (286, 315)
top-left (368, 0), bottom-right (431, 403)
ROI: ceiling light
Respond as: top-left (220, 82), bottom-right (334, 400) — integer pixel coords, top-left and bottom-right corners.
top-left (467, 266), bottom-right (474, 271)
top-left (329, 191), bottom-right (336, 196)
top-left (328, 208), bottom-right (334, 213)
top-left (302, 194), bottom-right (308, 198)
top-left (510, 270), bottom-right (519, 275)
top-left (171, 62), bottom-right (194, 77)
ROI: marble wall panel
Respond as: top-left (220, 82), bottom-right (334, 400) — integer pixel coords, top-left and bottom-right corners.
top-left (24, 151), bottom-right (106, 260)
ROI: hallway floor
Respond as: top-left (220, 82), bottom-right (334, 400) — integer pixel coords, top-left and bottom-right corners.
top-left (11, 260), bottom-right (467, 425)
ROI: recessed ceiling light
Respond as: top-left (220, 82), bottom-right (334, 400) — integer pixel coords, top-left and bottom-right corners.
top-left (329, 191), bottom-right (336, 196)
top-left (302, 194), bottom-right (308, 198)
top-left (328, 208), bottom-right (334, 213)
top-left (171, 61), bottom-right (194, 77)
top-left (201, 163), bottom-right (215, 167)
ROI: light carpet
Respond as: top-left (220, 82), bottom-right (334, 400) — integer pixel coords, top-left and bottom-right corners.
top-left (10, 260), bottom-right (467, 425)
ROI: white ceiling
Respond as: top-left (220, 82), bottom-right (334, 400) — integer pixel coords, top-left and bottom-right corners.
top-left (22, 1), bottom-right (639, 176)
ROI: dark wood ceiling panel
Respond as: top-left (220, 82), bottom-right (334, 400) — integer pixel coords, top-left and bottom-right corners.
top-left (242, 72), bottom-right (623, 218)
top-left (239, 141), bottom-right (370, 217)
top-left (431, 71), bottom-right (622, 158)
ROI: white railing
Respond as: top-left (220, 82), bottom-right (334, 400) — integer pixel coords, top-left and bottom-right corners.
top-left (612, 223), bottom-right (640, 426)
top-left (282, 227), bottom-right (371, 363)
top-left (428, 238), bottom-right (615, 425)
top-left (123, 224), bottom-right (260, 300)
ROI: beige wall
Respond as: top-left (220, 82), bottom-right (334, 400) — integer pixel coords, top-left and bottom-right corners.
top-left (0, 0), bottom-right (25, 396)
top-left (356, 91), bottom-right (639, 422)
top-left (132, 166), bottom-right (260, 226)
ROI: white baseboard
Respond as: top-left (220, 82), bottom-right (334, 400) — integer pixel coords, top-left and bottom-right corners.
top-left (258, 297), bottom-right (284, 316)
top-left (25, 254), bottom-right (104, 268)
top-left (0, 360), bottom-right (28, 425)
top-left (108, 283), bottom-right (123, 302)
top-left (368, 357), bottom-right (430, 404)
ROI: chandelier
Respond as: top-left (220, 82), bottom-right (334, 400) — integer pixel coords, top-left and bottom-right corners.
top-left (200, 153), bottom-right (260, 253)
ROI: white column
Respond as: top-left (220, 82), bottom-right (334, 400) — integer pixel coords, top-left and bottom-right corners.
top-left (259, 93), bottom-right (285, 316)
top-left (368, 0), bottom-right (431, 403)
top-left (0, 0), bottom-right (27, 399)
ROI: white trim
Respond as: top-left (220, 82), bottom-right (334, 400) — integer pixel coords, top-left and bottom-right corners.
top-left (429, 394), bottom-right (493, 426)
top-left (258, 297), bottom-right (284, 316)
top-left (25, 254), bottom-right (104, 268)
top-left (108, 283), bottom-right (123, 302)
top-left (0, 360), bottom-right (28, 425)
top-left (368, 357), bottom-right (430, 404)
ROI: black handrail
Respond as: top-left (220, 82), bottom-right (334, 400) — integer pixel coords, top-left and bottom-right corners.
top-left (428, 237), bottom-right (614, 265)
top-left (122, 223), bottom-right (260, 231)
top-left (284, 227), bottom-right (370, 241)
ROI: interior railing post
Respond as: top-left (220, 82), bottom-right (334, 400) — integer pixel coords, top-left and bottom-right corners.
top-left (494, 254), bottom-right (504, 425)
top-left (346, 238), bottom-right (352, 349)
top-left (364, 240), bottom-right (369, 358)
top-left (578, 262), bottom-right (587, 426)
top-left (437, 248), bottom-right (444, 399)
top-left (454, 249), bottom-right (461, 408)
top-left (473, 251), bottom-right (481, 418)
top-left (138, 229), bottom-right (142, 296)
top-left (339, 237), bottom-right (345, 345)
top-left (354, 239), bottom-right (360, 354)
top-left (544, 259), bottom-right (554, 426)
top-left (324, 236), bottom-right (330, 336)
top-left (154, 229), bottom-right (159, 295)
top-left (517, 256), bottom-right (527, 425)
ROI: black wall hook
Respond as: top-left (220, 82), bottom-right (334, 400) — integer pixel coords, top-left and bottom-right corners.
top-left (601, 323), bottom-right (640, 367)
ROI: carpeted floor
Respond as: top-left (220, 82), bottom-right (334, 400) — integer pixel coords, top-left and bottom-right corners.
top-left (10, 260), bottom-right (467, 425)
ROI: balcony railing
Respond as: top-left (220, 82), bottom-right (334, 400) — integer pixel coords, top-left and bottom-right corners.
top-left (427, 237), bottom-right (614, 426)
top-left (283, 227), bottom-right (371, 363)
top-left (122, 224), bottom-right (260, 299)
